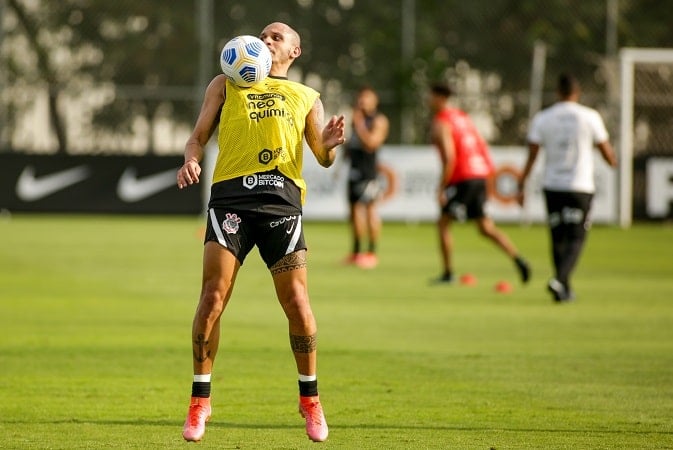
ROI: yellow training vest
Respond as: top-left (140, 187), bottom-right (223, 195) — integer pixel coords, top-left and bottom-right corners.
top-left (213, 76), bottom-right (319, 204)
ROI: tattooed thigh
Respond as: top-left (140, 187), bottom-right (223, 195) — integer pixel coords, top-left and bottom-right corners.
top-left (270, 250), bottom-right (307, 275)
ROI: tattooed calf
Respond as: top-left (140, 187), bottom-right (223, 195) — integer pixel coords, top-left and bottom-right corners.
top-left (290, 333), bottom-right (317, 353)
top-left (193, 333), bottom-right (210, 363)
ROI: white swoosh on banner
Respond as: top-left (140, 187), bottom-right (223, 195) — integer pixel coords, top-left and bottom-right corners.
top-left (117, 167), bottom-right (177, 202)
top-left (16, 165), bottom-right (91, 201)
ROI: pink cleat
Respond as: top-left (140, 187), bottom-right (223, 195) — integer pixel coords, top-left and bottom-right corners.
top-left (344, 253), bottom-right (378, 269)
top-left (182, 396), bottom-right (211, 442)
top-left (298, 395), bottom-right (329, 442)
top-left (355, 252), bottom-right (378, 269)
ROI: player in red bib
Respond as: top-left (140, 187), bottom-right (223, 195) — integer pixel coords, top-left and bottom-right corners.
top-left (429, 82), bottom-right (530, 284)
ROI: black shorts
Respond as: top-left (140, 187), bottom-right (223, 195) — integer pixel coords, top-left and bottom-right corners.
top-left (204, 207), bottom-right (306, 268)
top-left (543, 189), bottom-right (593, 229)
top-left (348, 178), bottom-right (382, 204)
top-left (442, 178), bottom-right (488, 221)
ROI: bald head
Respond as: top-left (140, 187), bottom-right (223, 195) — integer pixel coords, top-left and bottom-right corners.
top-left (259, 22), bottom-right (302, 75)
top-left (263, 22), bottom-right (300, 47)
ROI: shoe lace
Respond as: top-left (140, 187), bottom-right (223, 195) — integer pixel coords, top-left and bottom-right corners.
top-left (188, 404), bottom-right (207, 427)
top-left (302, 401), bottom-right (324, 425)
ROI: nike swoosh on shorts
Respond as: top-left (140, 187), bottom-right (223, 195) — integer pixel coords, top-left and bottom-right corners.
top-left (286, 219), bottom-right (296, 234)
top-left (117, 167), bottom-right (177, 202)
top-left (16, 165), bottom-right (91, 201)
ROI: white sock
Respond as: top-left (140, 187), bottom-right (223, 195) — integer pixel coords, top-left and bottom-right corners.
top-left (298, 374), bottom-right (317, 382)
top-left (194, 374), bottom-right (211, 383)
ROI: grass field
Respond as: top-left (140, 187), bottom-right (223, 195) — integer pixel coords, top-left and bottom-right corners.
top-left (1, 214), bottom-right (672, 449)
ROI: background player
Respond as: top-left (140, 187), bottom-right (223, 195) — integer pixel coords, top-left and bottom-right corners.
top-left (518, 73), bottom-right (617, 302)
top-left (428, 82), bottom-right (531, 285)
top-left (343, 86), bottom-right (389, 269)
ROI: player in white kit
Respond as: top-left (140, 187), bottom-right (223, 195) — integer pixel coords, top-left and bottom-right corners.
top-left (518, 73), bottom-right (617, 302)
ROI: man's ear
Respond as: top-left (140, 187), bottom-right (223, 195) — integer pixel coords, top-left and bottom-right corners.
top-left (291, 46), bottom-right (302, 59)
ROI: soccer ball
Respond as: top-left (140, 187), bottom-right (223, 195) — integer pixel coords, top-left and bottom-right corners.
top-left (220, 35), bottom-right (272, 88)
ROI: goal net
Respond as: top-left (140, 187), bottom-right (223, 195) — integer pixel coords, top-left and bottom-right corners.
top-left (619, 48), bottom-right (673, 226)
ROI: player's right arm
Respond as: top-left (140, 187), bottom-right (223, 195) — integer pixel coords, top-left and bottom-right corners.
top-left (178, 75), bottom-right (227, 189)
top-left (518, 113), bottom-right (543, 205)
top-left (352, 109), bottom-right (389, 152)
top-left (517, 142), bottom-right (540, 206)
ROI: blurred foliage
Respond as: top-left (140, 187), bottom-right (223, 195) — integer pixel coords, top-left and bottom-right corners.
top-left (1, 0), bottom-right (672, 153)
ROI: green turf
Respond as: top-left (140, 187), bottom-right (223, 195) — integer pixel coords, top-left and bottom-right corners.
top-left (0, 214), bottom-right (672, 449)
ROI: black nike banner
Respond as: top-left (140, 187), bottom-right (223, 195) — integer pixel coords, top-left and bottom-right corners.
top-left (0, 153), bottom-right (202, 214)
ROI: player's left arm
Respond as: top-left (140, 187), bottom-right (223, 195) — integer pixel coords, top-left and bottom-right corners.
top-left (592, 112), bottom-right (618, 168)
top-left (305, 97), bottom-right (345, 168)
top-left (597, 141), bottom-right (618, 168)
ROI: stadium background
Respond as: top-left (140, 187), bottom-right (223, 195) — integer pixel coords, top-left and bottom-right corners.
top-left (0, 0), bottom-right (672, 220)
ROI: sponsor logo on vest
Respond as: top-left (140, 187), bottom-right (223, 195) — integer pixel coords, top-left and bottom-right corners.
top-left (259, 149), bottom-right (273, 164)
top-left (247, 93), bottom-right (285, 102)
top-left (258, 147), bottom-right (283, 165)
top-left (247, 93), bottom-right (287, 123)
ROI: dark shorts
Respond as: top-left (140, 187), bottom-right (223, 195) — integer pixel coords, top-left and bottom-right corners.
top-left (204, 207), bottom-right (306, 268)
top-left (348, 178), bottom-right (382, 204)
top-left (442, 178), bottom-right (488, 221)
top-left (543, 190), bottom-right (593, 229)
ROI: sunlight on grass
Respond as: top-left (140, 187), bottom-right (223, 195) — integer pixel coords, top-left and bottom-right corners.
top-left (1, 216), bottom-right (672, 449)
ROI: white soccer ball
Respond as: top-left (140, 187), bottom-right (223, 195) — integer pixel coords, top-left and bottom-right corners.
top-left (220, 35), bottom-right (272, 88)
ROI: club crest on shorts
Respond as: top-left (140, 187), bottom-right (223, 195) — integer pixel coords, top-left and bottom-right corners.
top-left (222, 212), bottom-right (242, 234)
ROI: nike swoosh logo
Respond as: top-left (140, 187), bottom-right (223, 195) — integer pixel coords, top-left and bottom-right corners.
top-left (16, 165), bottom-right (91, 201)
top-left (117, 167), bottom-right (177, 202)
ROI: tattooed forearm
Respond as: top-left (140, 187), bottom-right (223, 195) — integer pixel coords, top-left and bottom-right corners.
top-left (306, 99), bottom-right (336, 167)
top-left (290, 333), bottom-right (317, 353)
top-left (193, 333), bottom-right (210, 363)
top-left (270, 251), bottom-right (307, 275)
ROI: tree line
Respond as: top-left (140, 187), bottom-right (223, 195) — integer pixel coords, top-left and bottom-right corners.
top-left (2, 0), bottom-right (671, 153)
